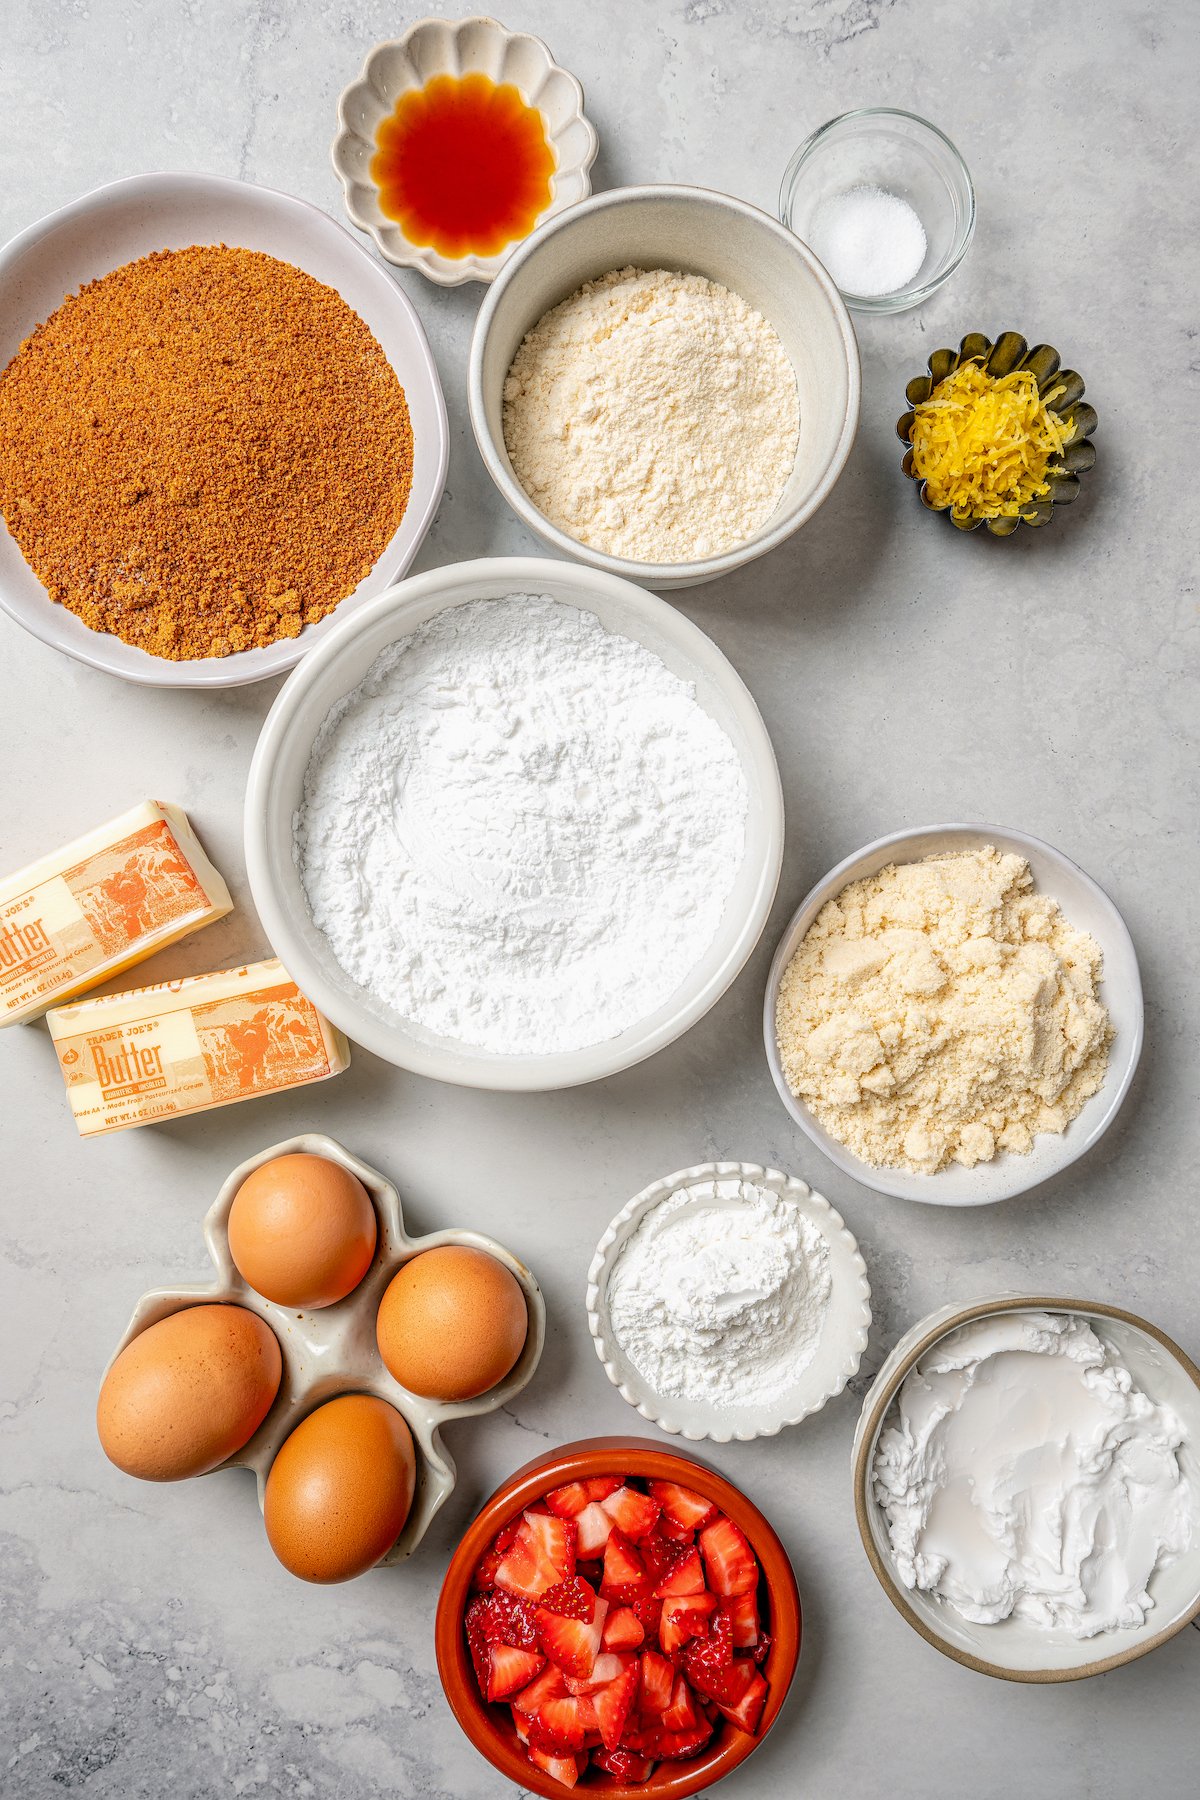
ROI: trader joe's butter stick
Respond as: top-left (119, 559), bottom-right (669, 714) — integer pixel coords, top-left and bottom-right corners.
top-left (0, 801), bottom-right (232, 1026)
top-left (47, 959), bottom-right (350, 1136)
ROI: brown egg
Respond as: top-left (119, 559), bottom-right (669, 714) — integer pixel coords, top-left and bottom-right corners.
top-left (97, 1303), bottom-right (282, 1482)
top-left (264, 1394), bottom-right (416, 1583)
top-left (375, 1245), bottom-right (528, 1401)
top-left (227, 1153), bottom-right (377, 1309)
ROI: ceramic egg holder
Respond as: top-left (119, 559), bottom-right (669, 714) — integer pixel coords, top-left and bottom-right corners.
top-left (104, 1132), bottom-right (546, 1566)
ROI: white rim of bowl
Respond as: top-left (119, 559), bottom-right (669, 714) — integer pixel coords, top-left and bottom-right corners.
top-left (468, 183), bottom-right (861, 583)
top-left (762, 822), bottom-right (1145, 1206)
top-left (0, 170), bottom-right (449, 689)
top-left (851, 1294), bottom-right (1200, 1681)
top-left (244, 557), bottom-right (785, 1090)
top-left (585, 1160), bottom-right (871, 1442)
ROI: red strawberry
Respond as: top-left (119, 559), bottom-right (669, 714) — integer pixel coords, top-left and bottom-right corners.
top-left (708, 1664), bottom-right (768, 1734)
top-left (637, 1648), bottom-right (675, 1717)
top-left (590, 1661), bottom-right (640, 1751)
top-left (604, 1581), bottom-right (661, 1640)
top-left (472, 1515), bottom-right (520, 1589)
top-left (485, 1644), bottom-right (544, 1702)
top-left (545, 1481), bottom-right (594, 1519)
top-left (601, 1606), bottom-right (645, 1652)
top-left (718, 1593), bottom-right (760, 1649)
top-left (511, 1662), bottom-right (567, 1718)
top-left (536, 1592), bottom-right (608, 1681)
top-left (683, 1608), bottom-right (734, 1677)
top-left (658, 1590), bottom-right (718, 1654)
top-left (574, 1502), bottom-right (613, 1558)
top-left (495, 1510), bottom-right (577, 1600)
top-left (529, 1694), bottom-right (595, 1754)
top-left (657, 1512), bottom-right (696, 1542)
top-left (584, 1476), bottom-right (623, 1502)
top-left (563, 1652), bottom-right (628, 1696)
top-left (592, 1747), bottom-right (654, 1782)
top-left (622, 1717), bottom-right (715, 1760)
top-left (526, 1744), bottom-right (584, 1789)
top-left (662, 1671), bottom-right (701, 1733)
top-left (653, 1546), bottom-right (705, 1597)
top-left (698, 1515), bottom-right (758, 1597)
top-left (602, 1528), bottom-right (646, 1591)
top-left (539, 1578), bottom-right (599, 1622)
top-left (638, 1533), bottom-right (683, 1584)
top-left (751, 1632), bottom-right (772, 1666)
top-left (600, 1485), bottom-right (661, 1542)
top-left (649, 1480), bottom-right (718, 1533)
top-left (464, 1591), bottom-right (539, 1691)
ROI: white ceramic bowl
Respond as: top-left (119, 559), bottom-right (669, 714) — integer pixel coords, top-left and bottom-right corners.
top-left (103, 1133), bottom-right (545, 1566)
top-left (244, 557), bottom-right (784, 1090)
top-left (852, 1295), bottom-right (1200, 1680)
top-left (332, 15), bottom-right (597, 285)
top-left (0, 172), bottom-right (448, 688)
top-left (763, 823), bottom-right (1143, 1206)
top-left (585, 1161), bottom-right (871, 1442)
top-left (469, 185), bottom-right (860, 589)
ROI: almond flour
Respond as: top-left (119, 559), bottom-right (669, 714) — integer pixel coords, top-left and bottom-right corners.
top-left (502, 266), bottom-right (799, 564)
top-left (775, 847), bottom-right (1113, 1173)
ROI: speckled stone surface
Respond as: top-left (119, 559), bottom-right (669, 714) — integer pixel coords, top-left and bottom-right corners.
top-left (1, 3), bottom-right (1197, 1796)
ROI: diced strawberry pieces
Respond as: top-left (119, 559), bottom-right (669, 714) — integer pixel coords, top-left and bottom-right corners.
top-left (658, 1590), bottom-right (718, 1655)
top-left (600, 1485), bottom-right (661, 1542)
top-left (657, 1511), bottom-right (696, 1542)
top-left (495, 1509), bottom-right (577, 1600)
top-left (536, 1591), bottom-right (608, 1681)
top-left (486, 1644), bottom-right (545, 1703)
top-left (545, 1481), bottom-right (594, 1519)
top-left (602, 1528), bottom-right (646, 1591)
top-left (591, 1662), bottom-right (640, 1750)
top-left (622, 1717), bottom-right (715, 1761)
top-left (710, 1666), bottom-right (768, 1735)
top-left (682, 1608), bottom-right (734, 1679)
top-left (653, 1546), bottom-right (705, 1597)
top-left (512, 1661), bottom-right (568, 1718)
top-left (524, 1510), bottom-right (577, 1574)
top-left (529, 1694), bottom-right (595, 1755)
top-left (685, 1633), bottom-right (754, 1709)
top-left (637, 1647), bottom-right (675, 1716)
top-left (663, 1671), bottom-right (701, 1733)
top-left (649, 1479), bottom-right (719, 1533)
top-left (751, 1631), bottom-right (772, 1666)
top-left (574, 1501), bottom-right (613, 1559)
top-left (592, 1747), bottom-right (654, 1782)
top-left (538, 1577), bottom-right (599, 1621)
top-left (601, 1606), bottom-right (645, 1652)
top-left (718, 1592), bottom-right (760, 1649)
top-left (638, 1532), bottom-right (684, 1583)
top-left (584, 1476), bottom-right (623, 1502)
top-left (699, 1514), bottom-right (758, 1597)
top-left (526, 1744), bottom-right (584, 1788)
top-left (564, 1652), bottom-right (627, 1696)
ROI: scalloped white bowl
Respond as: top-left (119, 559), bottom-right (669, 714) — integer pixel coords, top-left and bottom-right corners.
top-left (586, 1161), bottom-right (871, 1442)
top-left (332, 16), bottom-right (598, 285)
top-left (102, 1132), bottom-right (546, 1567)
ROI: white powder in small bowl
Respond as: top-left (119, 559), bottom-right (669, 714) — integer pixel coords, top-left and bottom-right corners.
top-left (807, 184), bottom-right (927, 298)
top-left (606, 1178), bottom-right (832, 1411)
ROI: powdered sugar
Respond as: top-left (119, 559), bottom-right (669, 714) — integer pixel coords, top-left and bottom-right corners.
top-left (294, 595), bottom-right (748, 1055)
top-left (606, 1178), bottom-right (833, 1410)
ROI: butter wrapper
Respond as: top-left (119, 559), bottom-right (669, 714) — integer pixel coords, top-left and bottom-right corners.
top-left (47, 958), bottom-right (350, 1136)
top-left (0, 800), bottom-right (233, 1026)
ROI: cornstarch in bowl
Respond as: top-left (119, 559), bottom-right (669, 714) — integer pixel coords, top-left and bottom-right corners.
top-left (293, 593), bottom-right (749, 1055)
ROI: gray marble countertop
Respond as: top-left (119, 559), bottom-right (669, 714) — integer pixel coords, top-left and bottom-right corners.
top-left (2, 3), bottom-right (1196, 1796)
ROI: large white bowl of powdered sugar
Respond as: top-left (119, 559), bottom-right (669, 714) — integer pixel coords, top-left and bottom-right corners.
top-left (245, 557), bottom-right (783, 1089)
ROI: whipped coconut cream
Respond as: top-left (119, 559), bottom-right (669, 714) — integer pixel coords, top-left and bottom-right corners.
top-left (873, 1311), bottom-right (1196, 1638)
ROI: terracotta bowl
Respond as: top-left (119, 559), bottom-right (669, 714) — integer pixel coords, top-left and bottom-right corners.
top-left (434, 1436), bottom-right (801, 1798)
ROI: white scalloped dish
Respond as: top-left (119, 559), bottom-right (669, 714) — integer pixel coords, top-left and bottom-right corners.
top-left (586, 1161), bottom-right (871, 1443)
top-left (102, 1133), bottom-right (545, 1568)
top-left (332, 16), bottom-right (598, 286)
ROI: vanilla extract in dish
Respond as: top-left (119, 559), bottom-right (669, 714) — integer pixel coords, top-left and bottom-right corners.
top-left (294, 595), bottom-right (748, 1055)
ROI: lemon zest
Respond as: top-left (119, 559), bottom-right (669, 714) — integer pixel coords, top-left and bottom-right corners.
top-left (909, 360), bottom-right (1073, 520)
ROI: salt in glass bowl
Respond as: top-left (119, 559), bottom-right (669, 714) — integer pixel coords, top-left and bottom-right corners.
top-left (779, 108), bottom-right (975, 313)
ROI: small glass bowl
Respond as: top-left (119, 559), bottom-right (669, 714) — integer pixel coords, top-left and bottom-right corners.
top-left (779, 108), bottom-right (975, 313)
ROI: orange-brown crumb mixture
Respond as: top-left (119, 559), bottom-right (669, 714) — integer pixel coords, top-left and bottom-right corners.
top-left (0, 245), bottom-right (414, 660)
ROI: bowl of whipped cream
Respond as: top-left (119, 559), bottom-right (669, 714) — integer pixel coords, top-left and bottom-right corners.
top-left (853, 1296), bottom-right (1200, 1680)
top-left (244, 557), bottom-right (783, 1089)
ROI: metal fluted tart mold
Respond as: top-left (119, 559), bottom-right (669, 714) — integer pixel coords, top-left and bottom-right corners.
top-left (896, 331), bottom-right (1098, 535)
top-left (100, 1132), bottom-right (546, 1567)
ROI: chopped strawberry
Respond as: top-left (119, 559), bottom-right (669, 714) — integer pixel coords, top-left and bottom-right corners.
top-left (563, 1652), bottom-right (628, 1696)
top-left (590, 1662), bottom-right (640, 1750)
top-left (495, 1510), bottom-right (577, 1600)
top-left (649, 1480), bottom-right (718, 1533)
top-left (638, 1532), bottom-right (683, 1584)
top-left (584, 1476), bottom-right (623, 1502)
top-left (472, 1515), bottom-right (520, 1589)
top-left (622, 1717), bottom-right (715, 1761)
top-left (652, 1546), bottom-right (705, 1597)
top-left (600, 1485), bottom-right (661, 1542)
top-left (657, 1511), bottom-right (696, 1542)
top-left (602, 1528), bottom-right (646, 1591)
top-left (601, 1606), bottom-right (645, 1652)
top-left (465, 1591), bottom-right (540, 1690)
top-left (603, 1581), bottom-right (662, 1640)
top-left (528, 1694), bottom-right (595, 1754)
top-left (511, 1661), bottom-right (568, 1718)
top-left (592, 1747), bottom-right (654, 1782)
top-left (658, 1590), bottom-right (718, 1654)
top-left (662, 1670), bottom-right (701, 1733)
top-left (710, 1664), bottom-right (768, 1735)
top-left (751, 1631), bottom-right (772, 1666)
top-left (539, 1577), bottom-right (599, 1621)
top-left (536, 1590), bottom-right (608, 1681)
top-left (683, 1608), bottom-right (734, 1678)
top-left (637, 1647), bottom-right (675, 1717)
top-left (485, 1644), bottom-right (544, 1702)
top-left (526, 1744), bottom-right (584, 1788)
top-left (685, 1635), bottom-right (767, 1731)
top-left (699, 1514), bottom-right (758, 1597)
top-left (574, 1501), bottom-right (613, 1558)
top-left (545, 1481), bottom-right (594, 1519)
top-left (718, 1592), bottom-right (760, 1649)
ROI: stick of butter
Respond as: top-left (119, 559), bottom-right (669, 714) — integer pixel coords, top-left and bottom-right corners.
top-left (0, 801), bottom-right (233, 1026)
top-left (47, 958), bottom-right (350, 1137)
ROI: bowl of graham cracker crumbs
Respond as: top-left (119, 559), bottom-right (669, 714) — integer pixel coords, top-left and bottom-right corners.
top-left (763, 823), bottom-right (1143, 1206)
top-left (0, 172), bottom-right (448, 687)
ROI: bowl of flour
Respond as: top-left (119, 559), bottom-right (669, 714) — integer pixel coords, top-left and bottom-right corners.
top-left (586, 1161), bottom-right (871, 1441)
top-left (244, 557), bottom-right (783, 1088)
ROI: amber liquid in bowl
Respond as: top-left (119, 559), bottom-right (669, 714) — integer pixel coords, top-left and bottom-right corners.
top-left (370, 72), bottom-right (555, 260)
